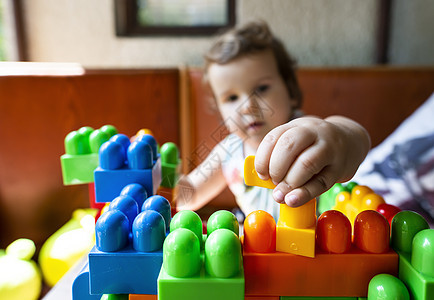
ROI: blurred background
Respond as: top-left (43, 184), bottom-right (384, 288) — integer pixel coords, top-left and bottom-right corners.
top-left (1, 0), bottom-right (433, 67)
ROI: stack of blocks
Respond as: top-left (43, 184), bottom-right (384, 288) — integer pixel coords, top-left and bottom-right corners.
top-left (68, 141), bottom-right (434, 300)
top-left (243, 209), bottom-right (398, 298)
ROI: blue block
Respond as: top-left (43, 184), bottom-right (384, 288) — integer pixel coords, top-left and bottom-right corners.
top-left (72, 263), bottom-right (101, 300)
top-left (88, 244), bottom-right (163, 295)
top-left (94, 158), bottom-right (161, 203)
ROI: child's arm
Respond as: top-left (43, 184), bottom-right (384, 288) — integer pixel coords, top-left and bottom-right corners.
top-left (254, 116), bottom-right (371, 207)
top-left (175, 148), bottom-right (228, 211)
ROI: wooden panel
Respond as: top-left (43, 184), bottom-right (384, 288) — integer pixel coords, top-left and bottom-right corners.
top-left (299, 67), bottom-right (434, 147)
top-left (0, 69), bottom-right (179, 249)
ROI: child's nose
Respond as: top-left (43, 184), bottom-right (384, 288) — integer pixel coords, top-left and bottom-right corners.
top-left (239, 93), bottom-right (261, 115)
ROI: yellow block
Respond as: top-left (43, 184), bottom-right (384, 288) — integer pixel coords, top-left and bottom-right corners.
top-left (243, 155), bottom-right (276, 189)
top-left (276, 200), bottom-right (317, 258)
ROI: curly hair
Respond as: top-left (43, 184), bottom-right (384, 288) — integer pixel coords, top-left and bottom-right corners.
top-left (204, 20), bottom-right (303, 109)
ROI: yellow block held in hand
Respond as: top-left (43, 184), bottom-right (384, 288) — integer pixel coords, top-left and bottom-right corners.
top-left (244, 155), bottom-right (276, 189)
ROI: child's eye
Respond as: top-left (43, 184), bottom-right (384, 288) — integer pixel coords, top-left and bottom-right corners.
top-left (226, 94), bottom-right (239, 102)
top-left (256, 84), bottom-right (270, 94)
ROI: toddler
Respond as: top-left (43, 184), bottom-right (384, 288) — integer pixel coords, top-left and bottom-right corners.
top-left (176, 21), bottom-right (370, 220)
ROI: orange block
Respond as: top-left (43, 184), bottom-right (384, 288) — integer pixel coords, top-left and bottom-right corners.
top-left (129, 295), bottom-right (157, 300)
top-left (243, 247), bottom-right (398, 297)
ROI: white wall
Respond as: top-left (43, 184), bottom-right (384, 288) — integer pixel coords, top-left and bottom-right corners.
top-left (21, 0), bottom-right (434, 68)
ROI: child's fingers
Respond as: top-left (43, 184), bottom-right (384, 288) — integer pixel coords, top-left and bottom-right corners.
top-left (255, 124), bottom-right (291, 180)
top-left (268, 127), bottom-right (317, 184)
top-left (283, 167), bottom-right (337, 207)
top-left (282, 141), bottom-right (331, 193)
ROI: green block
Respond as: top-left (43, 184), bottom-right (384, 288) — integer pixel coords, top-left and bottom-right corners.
top-left (60, 153), bottom-right (99, 185)
top-left (159, 216), bottom-right (243, 300)
top-left (318, 183), bottom-right (348, 214)
top-left (160, 142), bottom-right (180, 188)
top-left (280, 297), bottom-right (357, 300)
top-left (398, 251), bottom-right (434, 300)
top-left (158, 263), bottom-right (244, 300)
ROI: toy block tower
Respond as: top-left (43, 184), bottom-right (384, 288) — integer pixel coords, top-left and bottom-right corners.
top-left (158, 210), bottom-right (244, 300)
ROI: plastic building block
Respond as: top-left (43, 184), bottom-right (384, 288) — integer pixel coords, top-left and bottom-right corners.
top-left (89, 194), bottom-right (171, 295)
top-left (61, 125), bottom-right (117, 185)
top-left (72, 263), bottom-right (101, 300)
top-left (0, 239), bottom-right (41, 300)
top-left (244, 210), bottom-right (276, 253)
top-left (244, 155), bottom-right (317, 258)
top-left (129, 295), bottom-right (157, 300)
top-left (391, 211), bottom-right (434, 300)
top-left (333, 185), bottom-right (386, 225)
top-left (376, 203), bottom-right (401, 227)
top-left (160, 142), bottom-right (180, 189)
top-left (353, 210), bottom-right (390, 254)
top-left (243, 155), bottom-right (276, 189)
top-left (391, 211), bottom-right (429, 253)
top-left (158, 210), bottom-right (244, 300)
top-left (276, 199), bottom-right (317, 258)
top-left (39, 209), bottom-right (96, 287)
top-left (367, 274), bottom-right (409, 300)
top-left (316, 210), bottom-right (351, 254)
top-left (243, 210), bottom-right (398, 297)
top-left (94, 134), bottom-right (162, 203)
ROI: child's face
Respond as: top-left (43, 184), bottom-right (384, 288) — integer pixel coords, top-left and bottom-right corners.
top-left (208, 49), bottom-right (293, 150)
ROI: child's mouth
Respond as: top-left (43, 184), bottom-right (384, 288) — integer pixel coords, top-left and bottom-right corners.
top-left (247, 121), bottom-right (265, 132)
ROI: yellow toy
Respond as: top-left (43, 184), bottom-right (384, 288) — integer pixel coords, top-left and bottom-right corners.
top-left (0, 238), bottom-right (41, 300)
top-left (39, 208), bottom-right (96, 286)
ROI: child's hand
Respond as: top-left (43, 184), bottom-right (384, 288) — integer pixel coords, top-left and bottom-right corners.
top-left (254, 116), bottom-right (370, 207)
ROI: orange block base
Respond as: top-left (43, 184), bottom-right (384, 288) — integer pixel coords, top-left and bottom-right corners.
top-left (244, 246), bottom-right (398, 297)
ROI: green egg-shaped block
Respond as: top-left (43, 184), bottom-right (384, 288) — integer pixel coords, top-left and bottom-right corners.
top-left (345, 181), bottom-right (358, 192)
top-left (64, 130), bottom-right (89, 155)
top-left (160, 142), bottom-right (179, 164)
top-left (89, 129), bottom-right (110, 153)
top-left (368, 274), bottom-right (409, 300)
top-left (170, 210), bottom-right (202, 244)
top-left (100, 125), bottom-right (118, 138)
top-left (207, 210), bottom-right (239, 237)
top-left (411, 229), bottom-right (434, 277)
top-left (205, 228), bottom-right (242, 278)
top-left (391, 211), bottom-right (429, 253)
top-left (163, 228), bottom-right (201, 278)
